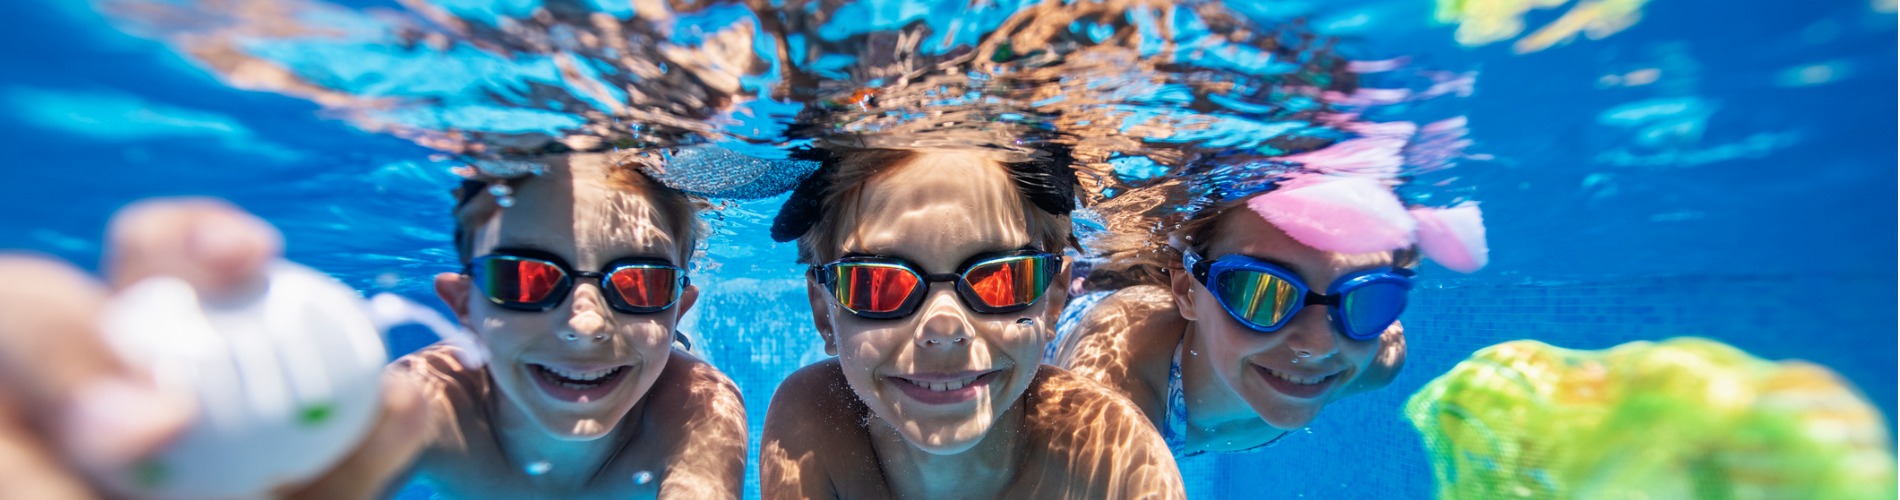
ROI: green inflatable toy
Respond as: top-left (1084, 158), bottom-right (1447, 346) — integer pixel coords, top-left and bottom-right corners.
top-left (1405, 337), bottom-right (1895, 499)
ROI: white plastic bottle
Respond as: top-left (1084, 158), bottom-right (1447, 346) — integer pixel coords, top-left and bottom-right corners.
top-left (99, 262), bottom-right (388, 499)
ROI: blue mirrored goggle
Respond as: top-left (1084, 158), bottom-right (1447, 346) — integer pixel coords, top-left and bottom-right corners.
top-left (1184, 251), bottom-right (1413, 341)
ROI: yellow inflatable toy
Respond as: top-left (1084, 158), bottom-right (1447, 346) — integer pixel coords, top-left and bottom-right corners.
top-left (1405, 338), bottom-right (1896, 499)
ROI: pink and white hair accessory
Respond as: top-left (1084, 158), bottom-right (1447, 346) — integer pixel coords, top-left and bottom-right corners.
top-left (1247, 174), bottom-right (1416, 254)
top-left (1411, 204), bottom-right (1488, 273)
top-left (1245, 175), bottom-right (1491, 273)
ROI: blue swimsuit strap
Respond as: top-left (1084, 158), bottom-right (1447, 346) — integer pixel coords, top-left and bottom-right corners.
top-left (1165, 341), bottom-right (1293, 457)
top-left (1164, 343), bottom-right (1191, 454)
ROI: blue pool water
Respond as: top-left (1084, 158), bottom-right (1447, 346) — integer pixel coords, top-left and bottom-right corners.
top-left (1, 0), bottom-right (1893, 497)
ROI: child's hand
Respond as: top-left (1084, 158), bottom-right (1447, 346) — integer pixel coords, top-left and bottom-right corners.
top-left (0, 198), bottom-right (431, 497)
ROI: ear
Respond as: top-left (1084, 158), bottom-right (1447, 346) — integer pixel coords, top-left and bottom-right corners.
top-left (434, 272), bottom-right (474, 327)
top-left (674, 282), bottom-right (700, 321)
top-left (806, 279), bottom-right (839, 356)
top-left (1169, 264), bottom-right (1199, 322)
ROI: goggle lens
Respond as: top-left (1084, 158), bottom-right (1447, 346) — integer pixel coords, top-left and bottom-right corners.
top-left (963, 255), bottom-right (1053, 310)
top-left (828, 263), bottom-right (921, 315)
top-left (608, 266), bottom-right (681, 310)
top-left (473, 256), bottom-right (568, 305)
top-left (1213, 269), bottom-right (1301, 328)
top-left (1341, 281), bottom-right (1408, 339)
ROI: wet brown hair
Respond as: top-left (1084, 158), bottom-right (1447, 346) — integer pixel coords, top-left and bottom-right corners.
top-left (451, 156), bottom-right (707, 265)
top-left (775, 148), bottom-right (1078, 265)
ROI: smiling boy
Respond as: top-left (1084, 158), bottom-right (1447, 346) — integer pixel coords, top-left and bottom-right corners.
top-left (392, 152), bottom-right (746, 498)
top-left (759, 148), bottom-right (1184, 499)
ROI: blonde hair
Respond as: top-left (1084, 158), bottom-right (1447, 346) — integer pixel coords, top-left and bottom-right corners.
top-left (790, 148), bottom-right (1075, 265)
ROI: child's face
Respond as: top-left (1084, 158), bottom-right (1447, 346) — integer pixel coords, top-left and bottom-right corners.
top-left (1172, 208), bottom-right (1392, 430)
top-left (809, 151), bottom-right (1065, 455)
top-left (444, 157), bottom-right (695, 441)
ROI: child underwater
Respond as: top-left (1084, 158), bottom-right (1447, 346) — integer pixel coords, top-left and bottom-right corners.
top-left (1050, 169), bottom-right (1487, 456)
top-left (0, 153), bottom-right (751, 498)
top-left (6, 0), bottom-right (1496, 496)
top-left (393, 153), bottom-right (746, 497)
top-left (758, 146), bottom-right (1186, 499)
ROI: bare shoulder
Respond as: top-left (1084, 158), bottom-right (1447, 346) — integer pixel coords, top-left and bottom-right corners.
top-left (641, 350), bottom-right (747, 499)
top-left (1051, 285), bottom-right (1185, 416)
top-left (759, 359), bottom-right (884, 499)
top-left (764, 358), bottom-right (865, 429)
top-left (1018, 366), bottom-right (1185, 499)
top-left (761, 358), bottom-right (869, 457)
top-left (1022, 366), bottom-right (1161, 436)
top-left (388, 343), bottom-right (487, 396)
top-left (644, 350), bottom-right (745, 424)
top-left (386, 343), bottom-right (488, 450)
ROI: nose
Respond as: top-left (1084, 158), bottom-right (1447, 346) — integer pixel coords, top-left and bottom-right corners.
top-left (563, 283), bottom-right (610, 342)
top-left (913, 284), bottom-right (970, 349)
top-left (1281, 306), bottom-right (1339, 359)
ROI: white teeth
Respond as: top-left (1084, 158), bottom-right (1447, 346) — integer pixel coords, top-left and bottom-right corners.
top-left (911, 375), bottom-right (978, 392)
top-left (1269, 369), bottom-right (1323, 385)
top-left (542, 365), bottom-right (620, 382)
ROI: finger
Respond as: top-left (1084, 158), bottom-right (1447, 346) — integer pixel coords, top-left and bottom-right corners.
top-left (283, 372), bottom-right (435, 500)
top-left (0, 255), bottom-right (193, 475)
top-left (0, 410), bottom-right (95, 500)
top-left (105, 198), bottom-right (282, 296)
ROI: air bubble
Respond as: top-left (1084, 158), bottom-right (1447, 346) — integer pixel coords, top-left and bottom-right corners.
top-left (632, 471), bottom-right (654, 485)
top-left (489, 184), bottom-right (516, 207)
top-left (526, 461), bottom-right (552, 476)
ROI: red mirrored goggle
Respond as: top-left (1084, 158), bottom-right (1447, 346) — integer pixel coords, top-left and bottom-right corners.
top-left (811, 250), bottom-right (1059, 319)
top-left (465, 250), bottom-right (686, 314)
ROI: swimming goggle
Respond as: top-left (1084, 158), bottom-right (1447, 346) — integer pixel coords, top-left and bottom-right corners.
top-left (1184, 250), bottom-right (1412, 341)
top-left (464, 249), bottom-right (688, 314)
top-left (811, 249), bottom-right (1060, 319)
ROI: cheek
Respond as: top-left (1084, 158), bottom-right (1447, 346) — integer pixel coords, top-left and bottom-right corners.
top-left (832, 321), bottom-right (907, 368)
top-left (473, 310), bottom-right (542, 352)
top-left (1340, 338), bottom-right (1382, 368)
top-left (1202, 322), bottom-right (1275, 371)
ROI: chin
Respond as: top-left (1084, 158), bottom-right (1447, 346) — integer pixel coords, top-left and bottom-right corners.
top-left (534, 410), bottom-right (627, 441)
top-left (1250, 399), bottom-right (1325, 430)
top-left (1262, 411), bottom-right (1319, 431)
top-left (895, 416), bottom-right (993, 456)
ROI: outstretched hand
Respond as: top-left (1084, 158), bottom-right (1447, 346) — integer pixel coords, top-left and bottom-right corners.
top-left (0, 198), bottom-right (432, 498)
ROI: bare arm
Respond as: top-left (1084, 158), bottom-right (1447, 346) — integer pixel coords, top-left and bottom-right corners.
top-left (1022, 368), bottom-right (1185, 500)
top-left (1051, 286), bottom-right (1183, 425)
top-left (655, 352), bottom-right (748, 500)
top-left (0, 201), bottom-right (433, 499)
top-left (761, 360), bottom-right (881, 500)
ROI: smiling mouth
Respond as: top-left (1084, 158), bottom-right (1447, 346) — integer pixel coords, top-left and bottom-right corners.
top-left (888, 371), bottom-right (1002, 405)
top-left (1264, 368), bottom-right (1330, 385)
top-left (530, 363), bottom-right (631, 403)
top-left (1254, 365), bottom-right (1339, 399)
